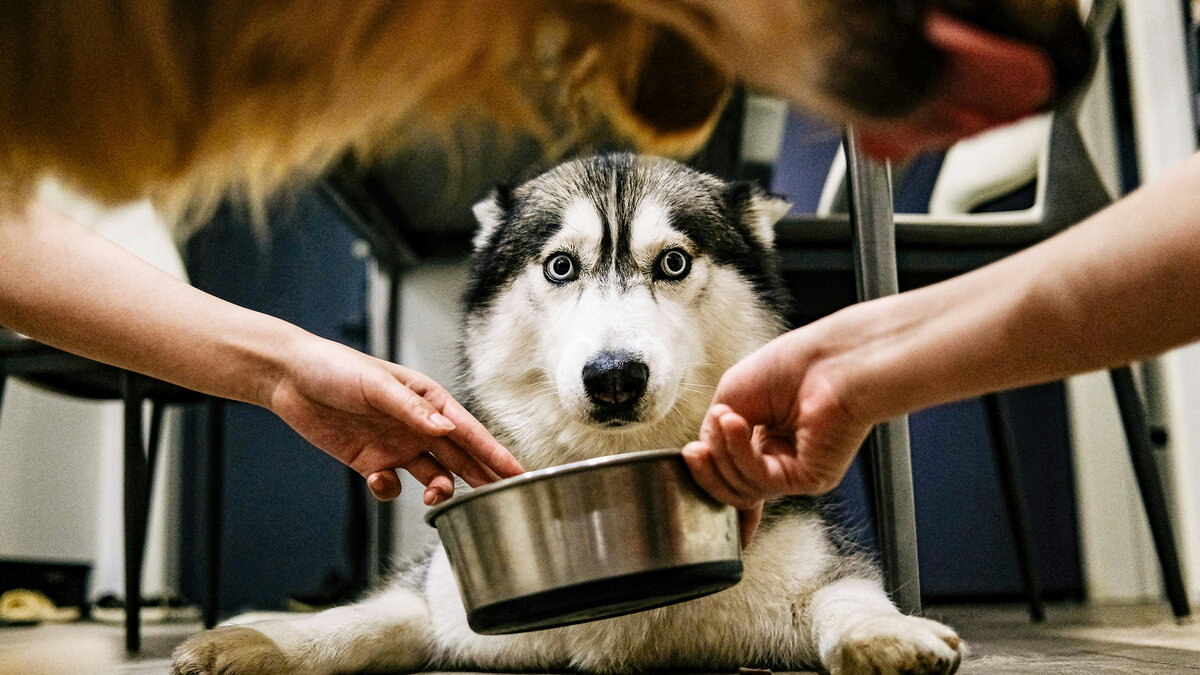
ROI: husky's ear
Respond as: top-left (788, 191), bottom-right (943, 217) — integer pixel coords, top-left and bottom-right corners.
top-left (471, 185), bottom-right (513, 250)
top-left (726, 183), bottom-right (791, 248)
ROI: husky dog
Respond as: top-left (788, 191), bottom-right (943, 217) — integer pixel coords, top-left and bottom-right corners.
top-left (173, 154), bottom-right (965, 674)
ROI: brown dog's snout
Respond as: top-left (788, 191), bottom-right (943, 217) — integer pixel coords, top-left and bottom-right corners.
top-left (824, 0), bottom-right (1094, 122)
top-left (821, 1), bottom-right (946, 119)
top-left (938, 0), bottom-right (1095, 107)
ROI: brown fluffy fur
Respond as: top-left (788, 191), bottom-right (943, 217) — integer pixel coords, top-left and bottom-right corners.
top-left (0, 0), bottom-right (1089, 226)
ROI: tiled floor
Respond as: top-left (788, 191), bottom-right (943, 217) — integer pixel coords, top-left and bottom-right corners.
top-left (2, 602), bottom-right (1198, 674)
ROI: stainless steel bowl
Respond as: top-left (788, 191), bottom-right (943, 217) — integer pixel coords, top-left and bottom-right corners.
top-left (425, 448), bottom-right (742, 635)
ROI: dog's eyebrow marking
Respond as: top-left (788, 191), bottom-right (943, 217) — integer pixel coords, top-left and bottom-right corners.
top-left (574, 160), bottom-right (618, 287)
top-left (561, 198), bottom-right (603, 238)
top-left (629, 197), bottom-right (676, 254)
top-left (558, 197), bottom-right (604, 267)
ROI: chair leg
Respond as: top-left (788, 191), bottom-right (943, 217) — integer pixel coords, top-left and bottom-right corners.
top-left (204, 398), bottom-right (225, 629)
top-left (146, 401), bottom-right (166, 490)
top-left (121, 373), bottom-right (149, 653)
top-left (1109, 366), bottom-right (1191, 619)
top-left (844, 130), bottom-right (921, 615)
top-left (982, 393), bottom-right (1045, 622)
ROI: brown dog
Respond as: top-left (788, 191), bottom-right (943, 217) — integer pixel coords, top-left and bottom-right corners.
top-left (0, 0), bottom-right (1091, 221)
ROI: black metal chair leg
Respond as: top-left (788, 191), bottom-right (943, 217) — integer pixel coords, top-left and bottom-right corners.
top-left (145, 401), bottom-right (166, 492)
top-left (845, 130), bottom-right (921, 614)
top-left (204, 398), bottom-right (225, 629)
top-left (982, 393), bottom-right (1045, 622)
top-left (1109, 366), bottom-right (1191, 619)
top-left (121, 373), bottom-right (149, 653)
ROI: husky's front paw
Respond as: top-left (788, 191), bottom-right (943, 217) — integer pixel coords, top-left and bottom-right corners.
top-left (826, 614), bottom-right (965, 675)
top-left (171, 625), bottom-right (289, 675)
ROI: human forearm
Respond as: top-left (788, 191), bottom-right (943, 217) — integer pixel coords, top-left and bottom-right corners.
top-left (0, 202), bottom-right (522, 501)
top-left (684, 152), bottom-right (1200, 512)
top-left (833, 151), bottom-right (1200, 423)
top-left (0, 203), bottom-right (303, 406)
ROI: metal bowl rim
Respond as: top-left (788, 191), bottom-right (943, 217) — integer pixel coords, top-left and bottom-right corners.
top-left (424, 447), bottom-right (684, 527)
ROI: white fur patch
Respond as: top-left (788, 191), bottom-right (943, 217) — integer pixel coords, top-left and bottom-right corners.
top-left (556, 196), bottom-right (605, 252)
top-left (628, 197), bottom-right (679, 254)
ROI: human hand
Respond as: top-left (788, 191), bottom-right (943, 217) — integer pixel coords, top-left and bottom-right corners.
top-left (266, 335), bottom-right (522, 505)
top-left (682, 327), bottom-right (874, 546)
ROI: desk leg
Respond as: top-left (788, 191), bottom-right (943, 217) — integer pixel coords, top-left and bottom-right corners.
top-left (844, 130), bottom-right (922, 615)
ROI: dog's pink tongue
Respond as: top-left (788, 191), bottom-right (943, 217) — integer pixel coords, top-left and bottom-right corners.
top-left (854, 11), bottom-right (1056, 160)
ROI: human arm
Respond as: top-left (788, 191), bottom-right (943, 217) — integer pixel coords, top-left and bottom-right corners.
top-left (684, 150), bottom-right (1200, 539)
top-left (0, 202), bottom-right (522, 503)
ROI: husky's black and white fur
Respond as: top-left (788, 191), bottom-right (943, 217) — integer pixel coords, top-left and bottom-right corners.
top-left (173, 154), bottom-right (965, 675)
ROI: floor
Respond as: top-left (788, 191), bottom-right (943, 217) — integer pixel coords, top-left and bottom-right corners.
top-left (1, 602), bottom-right (1198, 674)
top-left (930, 603), bottom-right (1200, 673)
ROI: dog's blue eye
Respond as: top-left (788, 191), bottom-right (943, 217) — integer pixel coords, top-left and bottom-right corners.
top-left (656, 248), bottom-right (691, 280)
top-left (544, 253), bottom-right (578, 283)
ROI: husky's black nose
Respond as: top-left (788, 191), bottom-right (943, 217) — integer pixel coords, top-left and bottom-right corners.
top-left (583, 351), bottom-right (649, 414)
